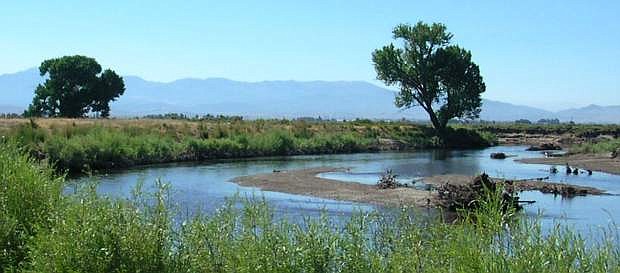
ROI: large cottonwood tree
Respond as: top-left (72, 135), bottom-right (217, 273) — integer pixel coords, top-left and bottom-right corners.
top-left (372, 22), bottom-right (485, 137)
top-left (25, 55), bottom-right (125, 118)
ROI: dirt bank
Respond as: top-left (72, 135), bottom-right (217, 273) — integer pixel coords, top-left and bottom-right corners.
top-left (232, 168), bottom-right (607, 208)
top-left (518, 154), bottom-right (620, 175)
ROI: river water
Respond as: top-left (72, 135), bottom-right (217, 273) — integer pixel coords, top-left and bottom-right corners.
top-left (70, 145), bottom-right (620, 238)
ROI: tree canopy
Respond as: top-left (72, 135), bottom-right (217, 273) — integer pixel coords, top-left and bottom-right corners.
top-left (25, 55), bottom-right (125, 118)
top-left (372, 22), bottom-right (485, 136)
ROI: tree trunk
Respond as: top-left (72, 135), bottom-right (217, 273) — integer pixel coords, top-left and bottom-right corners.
top-left (426, 109), bottom-right (448, 145)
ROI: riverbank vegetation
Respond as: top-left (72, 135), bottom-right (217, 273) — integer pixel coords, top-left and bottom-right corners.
top-left (470, 122), bottom-right (620, 139)
top-left (1, 141), bottom-right (618, 272)
top-left (569, 138), bottom-right (620, 155)
top-left (1, 118), bottom-right (495, 174)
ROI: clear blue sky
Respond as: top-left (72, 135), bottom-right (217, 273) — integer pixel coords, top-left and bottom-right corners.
top-left (1, 0), bottom-right (618, 110)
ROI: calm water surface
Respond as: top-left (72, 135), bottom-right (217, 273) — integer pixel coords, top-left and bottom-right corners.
top-left (70, 146), bottom-right (620, 237)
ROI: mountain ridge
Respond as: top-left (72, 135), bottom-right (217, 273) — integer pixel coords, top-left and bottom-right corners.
top-left (0, 68), bottom-right (618, 123)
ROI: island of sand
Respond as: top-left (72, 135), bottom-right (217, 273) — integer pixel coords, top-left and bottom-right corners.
top-left (232, 167), bottom-right (606, 208)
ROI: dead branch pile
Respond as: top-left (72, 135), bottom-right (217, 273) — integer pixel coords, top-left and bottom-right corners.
top-left (436, 173), bottom-right (519, 211)
top-left (376, 169), bottom-right (406, 189)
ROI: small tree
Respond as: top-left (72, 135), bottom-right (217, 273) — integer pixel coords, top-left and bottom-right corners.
top-left (372, 22), bottom-right (485, 137)
top-left (25, 55), bottom-right (125, 118)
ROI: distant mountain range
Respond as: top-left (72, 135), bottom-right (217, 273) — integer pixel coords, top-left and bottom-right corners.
top-left (1, 68), bottom-right (618, 123)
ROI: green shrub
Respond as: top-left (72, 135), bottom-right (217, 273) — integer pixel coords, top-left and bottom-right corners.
top-left (570, 138), bottom-right (620, 154)
top-left (0, 141), bottom-right (63, 270)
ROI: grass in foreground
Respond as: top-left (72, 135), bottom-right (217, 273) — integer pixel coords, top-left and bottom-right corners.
top-left (1, 141), bottom-right (619, 272)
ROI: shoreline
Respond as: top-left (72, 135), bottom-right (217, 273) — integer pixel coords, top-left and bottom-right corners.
top-left (518, 153), bottom-right (620, 175)
top-left (232, 167), bottom-right (607, 208)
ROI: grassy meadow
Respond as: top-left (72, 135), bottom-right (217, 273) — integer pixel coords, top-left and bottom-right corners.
top-left (1, 140), bottom-right (618, 272)
top-left (0, 117), bottom-right (494, 174)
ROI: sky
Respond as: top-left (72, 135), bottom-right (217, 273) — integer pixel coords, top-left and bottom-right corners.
top-left (1, 0), bottom-right (618, 111)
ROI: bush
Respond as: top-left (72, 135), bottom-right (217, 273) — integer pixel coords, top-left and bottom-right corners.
top-left (0, 141), bottom-right (63, 269)
top-left (570, 138), bottom-right (620, 155)
top-left (25, 182), bottom-right (173, 273)
top-left (444, 127), bottom-right (496, 148)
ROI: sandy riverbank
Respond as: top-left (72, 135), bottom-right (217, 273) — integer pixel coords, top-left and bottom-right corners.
top-left (232, 167), bottom-right (434, 207)
top-left (518, 153), bottom-right (620, 175)
top-left (232, 167), bottom-right (606, 208)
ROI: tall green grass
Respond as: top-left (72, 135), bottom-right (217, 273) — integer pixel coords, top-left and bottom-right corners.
top-left (5, 119), bottom-right (495, 173)
top-left (570, 138), bottom-right (620, 155)
top-left (1, 141), bottom-right (618, 272)
top-left (0, 141), bottom-right (63, 271)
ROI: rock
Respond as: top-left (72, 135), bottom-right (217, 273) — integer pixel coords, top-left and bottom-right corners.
top-left (490, 152), bottom-right (507, 159)
top-left (526, 143), bottom-right (562, 151)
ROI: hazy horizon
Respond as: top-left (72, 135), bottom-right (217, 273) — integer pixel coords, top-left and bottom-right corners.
top-left (1, 1), bottom-right (618, 111)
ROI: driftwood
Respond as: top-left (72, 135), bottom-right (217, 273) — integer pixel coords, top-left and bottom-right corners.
top-left (376, 169), bottom-right (407, 189)
top-left (436, 173), bottom-right (521, 212)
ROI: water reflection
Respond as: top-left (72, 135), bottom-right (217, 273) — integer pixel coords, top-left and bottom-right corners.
top-left (69, 145), bottom-right (620, 238)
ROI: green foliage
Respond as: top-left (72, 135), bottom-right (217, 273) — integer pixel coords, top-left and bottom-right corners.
top-left (0, 141), bottom-right (63, 270)
top-left (25, 55), bottom-right (125, 118)
top-left (372, 22), bottom-right (486, 136)
top-left (0, 142), bottom-right (618, 272)
top-left (4, 119), bottom-right (494, 174)
top-left (24, 182), bottom-right (173, 273)
top-left (444, 127), bottom-right (498, 148)
top-left (570, 138), bottom-right (620, 154)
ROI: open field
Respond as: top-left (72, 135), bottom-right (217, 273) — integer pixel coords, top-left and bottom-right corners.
top-left (1, 141), bottom-right (619, 272)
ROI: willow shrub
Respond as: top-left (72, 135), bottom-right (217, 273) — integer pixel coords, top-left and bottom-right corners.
top-left (0, 141), bottom-right (63, 270)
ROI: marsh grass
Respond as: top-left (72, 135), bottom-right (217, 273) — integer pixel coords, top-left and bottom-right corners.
top-left (2, 118), bottom-right (494, 173)
top-left (1, 141), bottom-right (619, 272)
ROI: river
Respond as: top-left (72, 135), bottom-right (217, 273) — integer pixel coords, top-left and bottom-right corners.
top-left (70, 145), bottom-right (620, 238)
